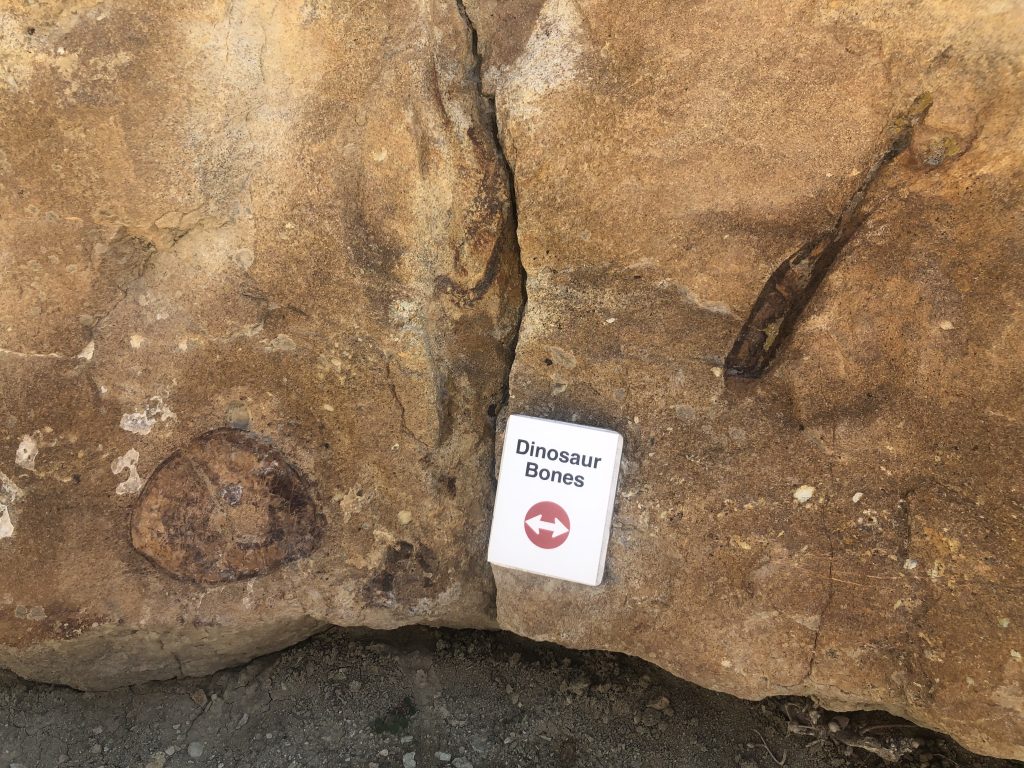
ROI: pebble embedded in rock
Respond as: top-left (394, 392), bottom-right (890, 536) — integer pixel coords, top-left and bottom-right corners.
top-left (188, 741), bottom-right (204, 758)
top-left (793, 485), bottom-right (815, 503)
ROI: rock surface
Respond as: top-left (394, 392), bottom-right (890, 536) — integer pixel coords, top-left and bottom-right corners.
top-left (2, 0), bottom-right (1023, 761)
top-left (467, 0), bottom-right (1024, 759)
top-left (0, 0), bottom-right (520, 686)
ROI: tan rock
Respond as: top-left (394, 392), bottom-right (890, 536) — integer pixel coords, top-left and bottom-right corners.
top-left (467, 0), bottom-right (1024, 759)
top-left (0, 0), bottom-right (520, 687)
top-left (1, 0), bottom-right (1023, 760)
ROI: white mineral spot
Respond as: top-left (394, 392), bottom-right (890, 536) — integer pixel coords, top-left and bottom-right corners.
top-left (852, 492), bottom-right (864, 503)
top-left (398, 510), bottom-right (413, 525)
top-left (120, 397), bottom-right (177, 435)
top-left (322, 403), bottom-right (335, 412)
top-left (1012, 650), bottom-right (1022, 662)
top-left (77, 341), bottom-right (95, 360)
top-left (793, 485), bottom-right (815, 503)
top-left (939, 320), bottom-right (954, 331)
top-left (111, 449), bottom-right (143, 495)
top-left (178, 338), bottom-right (189, 351)
top-left (605, 317), bottom-right (616, 324)
top-left (130, 334), bottom-right (145, 349)
top-left (120, 413), bottom-right (154, 434)
top-left (1, 471), bottom-right (23, 540)
top-left (711, 366), bottom-right (723, 378)
top-left (903, 558), bottom-right (918, 570)
top-left (15, 434), bottom-right (38, 470)
top-left (999, 618), bottom-right (1011, 628)
top-left (720, 659), bottom-right (733, 668)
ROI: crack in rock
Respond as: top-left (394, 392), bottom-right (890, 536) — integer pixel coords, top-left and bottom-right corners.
top-left (453, 0), bottom-right (528, 436)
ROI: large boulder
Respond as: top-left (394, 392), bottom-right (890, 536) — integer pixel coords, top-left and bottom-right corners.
top-left (2, 0), bottom-right (1023, 761)
top-left (0, 0), bottom-right (520, 687)
top-left (467, 0), bottom-right (1024, 759)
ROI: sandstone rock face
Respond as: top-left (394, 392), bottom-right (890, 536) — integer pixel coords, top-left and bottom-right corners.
top-left (466, 0), bottom-right (1024, 759)
top-left (2, 0), bottom-right (1023, 761)
top-left (0, 0), bottom-right (520, 687)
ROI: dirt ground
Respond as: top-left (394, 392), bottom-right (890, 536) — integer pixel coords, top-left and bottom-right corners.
top-left (0, 627), bottom-right (1019, 768)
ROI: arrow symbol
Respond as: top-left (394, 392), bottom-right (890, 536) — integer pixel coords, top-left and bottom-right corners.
top-left (525, 514), bottom-right (569, 538)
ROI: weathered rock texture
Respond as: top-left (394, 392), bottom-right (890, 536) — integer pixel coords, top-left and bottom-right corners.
top-left (2, 0), bottom-right (1023, 761)
top-left (0, 0), bottom-right (520, 686)
top-left (467, 0), bottom-right (1024, 760)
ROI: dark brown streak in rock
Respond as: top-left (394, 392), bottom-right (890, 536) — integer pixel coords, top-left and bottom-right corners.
top-left (434, 220), bottom-right (516, 305)
top-left (439, 0), bottom-right (524, 311)
top-left (724, 94), bottom-right (933, 380)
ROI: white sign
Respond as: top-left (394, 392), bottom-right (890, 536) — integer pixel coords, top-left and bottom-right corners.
top-left (487, 414), bottom-right (623, 586)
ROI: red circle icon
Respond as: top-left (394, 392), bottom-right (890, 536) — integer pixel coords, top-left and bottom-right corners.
top-left (524, 501), bottom-right (570, 549)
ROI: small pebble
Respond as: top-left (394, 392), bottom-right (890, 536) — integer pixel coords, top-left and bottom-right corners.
top-left (403, 753), bottom-right (416, 768)
top-left (436, 753), bottom-right (452, 763)
top-left (793, 485), bottom-right (815, 503)
top-left (188, 741), bottom-right (204, 758)
top-left (647, 695), bottom-right (670, 711)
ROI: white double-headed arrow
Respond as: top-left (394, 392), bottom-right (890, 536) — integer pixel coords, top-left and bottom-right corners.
top-left (525, 514), bottom-right (569, 538)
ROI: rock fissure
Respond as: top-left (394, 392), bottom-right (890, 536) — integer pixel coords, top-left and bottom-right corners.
top-left (805, 500), bottom-right (837, 687)
top-left (454, 0), bottom-right (528, 451)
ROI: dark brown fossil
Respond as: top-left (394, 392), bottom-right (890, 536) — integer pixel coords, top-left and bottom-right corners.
top-left (724, 94), bottom-right (933, 380)
top-left (130, 428), bottom-right (324, 584)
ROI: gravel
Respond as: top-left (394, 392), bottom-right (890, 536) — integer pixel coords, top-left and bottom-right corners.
top-left (0, 626), bottom-right (1014, 768)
